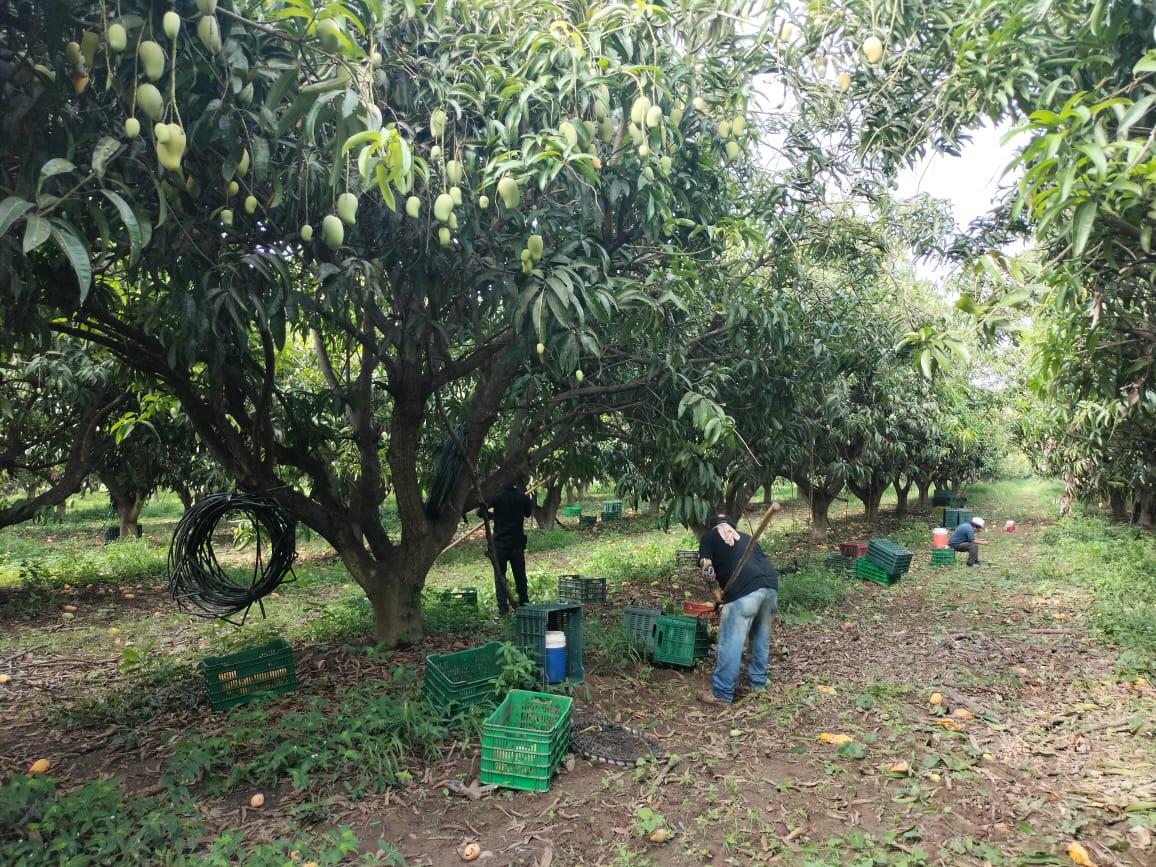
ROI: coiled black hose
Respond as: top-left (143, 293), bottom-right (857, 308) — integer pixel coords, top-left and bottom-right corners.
top-left (168, 493), bottom-right (297, 622)
top-left (425, 423), bottom-right (466, 519)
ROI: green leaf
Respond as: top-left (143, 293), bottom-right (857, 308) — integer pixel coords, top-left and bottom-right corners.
top-left (39, 158), bottom-right (77, 186)
top-left (101, 190), bottom-right (143, 264)
top-left (91, 137), bottom-right (120, 180)
top-left (50, 224), bottom-right (92, 301)
top-left (1072, 200), bottom-right (1097, 256)
top-left (837, 741), bottom-right (866, 760)
top-left (22, 213), bottom-right (50, 253)
top-left (0, 197), bottom-right (34, 238)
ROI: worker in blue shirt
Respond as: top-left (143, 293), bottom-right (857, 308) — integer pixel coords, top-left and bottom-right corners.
top-left (949, 516), bottom-right (987, 566)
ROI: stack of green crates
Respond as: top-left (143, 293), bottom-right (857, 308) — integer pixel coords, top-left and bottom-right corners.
top-left (423, 641), bottom-right (503, 715)
top-left (931, 490), bottom-right (952, 507)
top-left (480, 690), bottom-right (572, 792)
top-left (944, 508), bottom-right (973, 530)
top-left (855, 556), bottom-right (898, 586)
top-left (931, 549), bottom-right (957, 567)
top-left (557, 574), bottom-right (606, 604)
top-left (563, 505), bottom-right (582, 518)
top-left (866, 539), bottom-right (914, 575)
top-left (623, 606), bottom-right (660, 653)
top-left (201, 638), bottom-right (297, 711)
top-left (601, 500), bottom-right (623, 520)
top-left (653, 614), bottom-right (710, 667)
top-left (516, 603), bottom-right (584, 683)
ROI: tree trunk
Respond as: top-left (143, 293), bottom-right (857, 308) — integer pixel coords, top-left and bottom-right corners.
top-left (951, 479), bottom-right (962, 496)
top-left (894, 476), bottom-right (912, 518)
top-left (533, 481), bottom-right (562, 530)
top-left (102, 474), bottom-right (145, 540)
top-left (646, 494), bottom-right (663, 516)
top-left (1138, 489), bottom-right (1154, 529)
top-left (761, 478), bottom-right (776, 506)
top-left (175, 485), bottom-right (194, 511)
top-left (724, 480), bottom-right (754, 520)
top-left (1059, 473), bottom-right (1076, 517)
top-left (848, 475), bottom-right (886, 524)
top-left (360, 560), bottom-right (426, 647)
top-left (577, 480), bottom-right (590, 499)
top-left (1109, 491), bottom-right (1128, 522)
top-left (916, 478), bottom-right (931, 509)
top-left (809, 492), bottom-right (831, 542)
top-left (565, 485), bottom-right (576, 506)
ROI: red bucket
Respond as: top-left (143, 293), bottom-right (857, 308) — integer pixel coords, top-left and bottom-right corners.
top-left (1006, 520), bottom-right (1016, 533)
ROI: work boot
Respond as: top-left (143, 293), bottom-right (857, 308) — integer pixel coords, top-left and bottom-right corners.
top-left (698, 690), bottom-right (729, 706)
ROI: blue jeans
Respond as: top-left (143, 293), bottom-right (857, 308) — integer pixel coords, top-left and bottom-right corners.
top-left (712, 587), bottom-right (778, 702)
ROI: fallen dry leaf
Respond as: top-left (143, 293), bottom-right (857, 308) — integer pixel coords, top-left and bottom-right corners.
top-left (817, 685), bottom-right (836, 696)
top-left (952, 708), bottom-right (975, 720)
top-left (1134, 677), bottom-right (1150, 689)
top-left (886, 761), bottom-right (910, 775)
top-left (935, 719), bottom-right (964, 731)
top-left (818, 733), bottom-right (853, 746)
top-left (1127, 825), bottom-right (1151, 851)
top-left (1066, 841), bottom-right (1095, 866)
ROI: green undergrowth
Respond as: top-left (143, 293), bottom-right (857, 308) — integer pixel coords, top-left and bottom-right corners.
top-left (0, 774), bottom-right (403, 865)
top-left (777, 566), bottom-right (851, 619)
top-left (1036, 518), bottom-right (1156, 675)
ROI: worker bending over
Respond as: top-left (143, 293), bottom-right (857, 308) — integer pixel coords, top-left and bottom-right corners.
top-left (949, 516), bottom-right (987, 566)
top-left (697, 506), bottom-right (781, 705)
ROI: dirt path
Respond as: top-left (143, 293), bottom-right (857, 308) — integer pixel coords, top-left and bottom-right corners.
top-left (2, 506), bottom-right (1153, 866)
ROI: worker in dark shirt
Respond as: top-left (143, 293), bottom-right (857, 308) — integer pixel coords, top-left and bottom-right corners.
top-left (480, 477), bottom-right (534, 614)
top-left (697, 507), bottom-right (781, 705)
top-left (948, 516), bottom-right (987, 566)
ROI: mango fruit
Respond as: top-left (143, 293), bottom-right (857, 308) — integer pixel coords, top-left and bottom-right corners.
top-left (321, 214), bottom-right (343, 249)
top-left (139, 40), bottom-right (165, 81)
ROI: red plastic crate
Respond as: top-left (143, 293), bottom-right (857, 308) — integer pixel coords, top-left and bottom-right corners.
top-left (839, 541), bottom-right (868, 559)
top-left (683, 601), bottom-right (716, 617)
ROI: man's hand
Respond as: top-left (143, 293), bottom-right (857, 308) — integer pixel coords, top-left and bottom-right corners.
top-left (770, 501), bottom-right (783, 514)
top-left (701, 558), bottom-right (715, 581)
top-left (712, 588), bottom-right (723, 606)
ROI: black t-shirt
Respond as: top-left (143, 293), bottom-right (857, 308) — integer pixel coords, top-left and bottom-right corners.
top-left (697, 524), bottom-right (778, 603)
top-left (484, 486), bottom-right (533, 548)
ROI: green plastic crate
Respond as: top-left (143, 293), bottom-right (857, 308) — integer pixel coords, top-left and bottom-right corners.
top-left (824, 553), bottom-right (854, 574)
top-left (201, 638), bottom-right (296, 711)
top-left (439, 587), bottom-right (478, 608)
top-left (601, 500), bottom-right (622, 517)
top-left (557, 574), bottom-right (606, 604)
top-left (516, 603), bottom-right (584, 684)
top-left (931, 490), bottom-right (952, 507)
top-left (623, 606), bottom-right (660, 652)
top-left (578, 515), bottom-right (596, 527)
top-left (653, 614), bottom-right (710, 668)
top-left (947, 496), bottom-right (967, 507)
top-left (563, 505), bottom-right (582, 517)
top-left (855, 556), bottom-right (899, 587)
top-left (944, 508), bottom-right (973, 530)
top-left (423, 641), bottom-right (503, 714)
top-left (866, 539), bottom-right (914, 574)
top-left (480, 690), bottom-right (572, 792)
top-left (931, 549), bottom-right (957, 567)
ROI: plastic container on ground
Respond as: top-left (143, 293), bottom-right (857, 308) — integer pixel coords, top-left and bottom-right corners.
top-left (653, 614), bottom-right (710, 667)
top-left (480, 690), bottom-right (572, 792)
top-left (563, 505), bottom-right (582, 517)
top-left (839, 541), bottom-right (868, 559)
top-left (683, 601), bottom-right (715, 617)
top-left (932, 528), bottom-right (948, 549)
top-left (623, 606), bottom-right (660, 653)
top-left (516, 603), bottom-right (584, 684)
top-left (1006, 520), bottom-right (1016, 532)
top-left (931, 549), bottom-right (957, 567)
top-left (544, 631), bottom-right (567, 684)
top-left (557, 574), bottom-right (606, 604)
top-left (855, 556), bottom-right (899, 587)
top-left (202, 638), bottom-right (296, 711)
top-left (423, 641), bottom-right (504, 715)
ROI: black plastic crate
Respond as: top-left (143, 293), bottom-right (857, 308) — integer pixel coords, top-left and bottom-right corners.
top-left (516, 603), bottom-right (584, 684)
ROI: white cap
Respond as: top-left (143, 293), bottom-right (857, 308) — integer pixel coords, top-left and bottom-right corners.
top-left (971, 516), bottom-right (986, 529)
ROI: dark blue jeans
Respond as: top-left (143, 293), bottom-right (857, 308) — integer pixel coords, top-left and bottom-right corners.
top-left (712, 587), bottom-right (778, 702)
top-left (493, 545), bottom-right (528, 614)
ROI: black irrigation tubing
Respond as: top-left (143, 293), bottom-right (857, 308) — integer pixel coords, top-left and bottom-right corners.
top-left (167, 492), bottom-right (297, 625)
top-left (425, 423), bottom-right (466, 519)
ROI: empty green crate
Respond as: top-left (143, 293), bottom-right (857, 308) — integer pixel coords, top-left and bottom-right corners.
top-left (855, 556), bottom-right (900, 587)
top-left (563, 505), bottom-right (582, 517)
top-left (201, 638), bottom-right (296, 711)
top-left (653, 615), bottom-right (710, 668)
top-left (931, 549), bottom-right (957, 566)
top-left (516, 603), bottom-right (584, 684)
top-left (601, 500), bottom-right (622, 517)
top-left (866, 539), bottom-right (914, 575)
top-left (439, 587), bottom-right (478, 608)
top-left (423, 641), bottom-right (503, 714)
top-left (623, 606), bottom-right (660, 652)
top-left (943, 508), bottom-right (973, 530)
top-left (578, 515), bottom-right (597, 527)
top-left (931, 491), bottom-right (952, 507)
top-left (480, 690), bottom-right (573, 792)
top-left (557, 574), bottom-right (606, 604)
top-left (824, 553), bottom-right (855, 574)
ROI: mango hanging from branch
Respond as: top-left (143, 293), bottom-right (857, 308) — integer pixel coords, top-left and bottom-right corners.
top-left (138, 40), bottom-right (165, 80)
top-left (321, 214), bottom-right (343, 249)
top-left (197, 15), bottom-right (221, 53)
top-left (497, 176), bottom-right (519, 209)
top-left (336, 192), bottom-right (358, 225)
top-left (163, 11), bottom-right (181, 41)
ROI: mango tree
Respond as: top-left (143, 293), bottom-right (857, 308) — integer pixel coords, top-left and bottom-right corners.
top-left (0, 0), bottom-right (778, 644)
